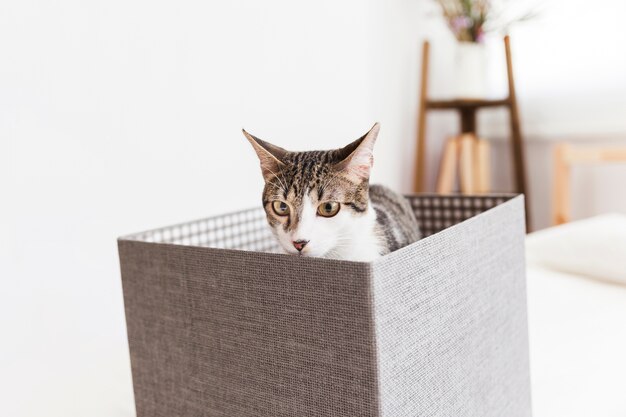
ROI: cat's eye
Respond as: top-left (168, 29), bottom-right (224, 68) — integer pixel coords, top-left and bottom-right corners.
top-left (317, 201), bottom-right (340, 217)
top-left (271, 201), bottom-right (290, 216)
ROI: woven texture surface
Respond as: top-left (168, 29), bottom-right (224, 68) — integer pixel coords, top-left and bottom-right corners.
top-left (119, 244), bottom-right (379, 417)
top-left (373, 197), bottom-right (530, 417)
top-left (118, 193), bottom-right (530, 417)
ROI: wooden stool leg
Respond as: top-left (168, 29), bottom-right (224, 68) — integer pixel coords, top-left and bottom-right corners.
top-left (553, 144), bottom-right (571, 225)
top-left (414, 41), bottom-right (430, 192)
top-left (436, 137), bottom-right (459, 194)
top-left (475, 139), bottom-right (491, 193)
top-left (505, 35), bottom-right (531, 230)
top-left (459, 134), bottom-right (477, 194)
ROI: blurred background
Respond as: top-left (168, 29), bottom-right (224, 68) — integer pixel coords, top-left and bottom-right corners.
top-left (1, 0), bottom-right (625, 416)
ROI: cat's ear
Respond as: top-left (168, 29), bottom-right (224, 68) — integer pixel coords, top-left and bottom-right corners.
top-left (242, 129), bottom-right (288, 181)
top-left (334, 122), bottom-right (380, 182)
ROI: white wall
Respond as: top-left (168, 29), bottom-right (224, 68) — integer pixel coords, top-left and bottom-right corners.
top-left (0, 1), bottom-right (427, 416)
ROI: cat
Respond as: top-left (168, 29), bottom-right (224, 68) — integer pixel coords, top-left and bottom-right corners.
top-left (243, 123), bottom-right (420, 261)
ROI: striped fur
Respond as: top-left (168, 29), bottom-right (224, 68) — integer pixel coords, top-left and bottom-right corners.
top-left (244, 123), bottom-right (421, 261)
top-left (370, 184), bottom-right (421, 254)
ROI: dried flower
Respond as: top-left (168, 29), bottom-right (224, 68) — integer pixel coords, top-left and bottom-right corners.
top-left (435, 0), bottom-right (539, 43)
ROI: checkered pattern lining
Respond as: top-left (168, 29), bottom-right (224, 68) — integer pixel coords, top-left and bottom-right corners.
top-left (125, 207), bottom-right (279, 253)
top-left (410, 194), bottom-right (514, 237)
top-left (125, 194), bottom-right (516, 251)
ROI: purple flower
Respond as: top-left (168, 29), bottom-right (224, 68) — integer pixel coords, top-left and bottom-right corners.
top-left (452, 16), bottom-right (472, 31)
top-left (475, 28), bottom-right (485, 43)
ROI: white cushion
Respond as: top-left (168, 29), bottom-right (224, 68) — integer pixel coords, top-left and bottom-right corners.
top-left (526, 214), bottom-right (626, 286)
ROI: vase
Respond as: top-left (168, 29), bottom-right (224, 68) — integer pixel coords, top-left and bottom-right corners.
top-left (454, 41), bottom-right (488, 98)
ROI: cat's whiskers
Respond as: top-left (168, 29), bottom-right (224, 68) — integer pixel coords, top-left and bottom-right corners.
top-left (265, 167), bottom-right (288, 194)
top-left (331, 239), bottom-right (353, 245)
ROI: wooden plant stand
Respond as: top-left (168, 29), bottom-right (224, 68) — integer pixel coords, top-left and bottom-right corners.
top-left (414, 36), bottom-right (530, 229)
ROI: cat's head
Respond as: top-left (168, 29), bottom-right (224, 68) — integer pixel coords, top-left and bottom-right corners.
top-left (243, 123), bottom-right (380, 257)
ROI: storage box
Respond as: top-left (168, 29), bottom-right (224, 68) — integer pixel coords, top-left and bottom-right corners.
top-left (118, 194), bottom-right (531, 417)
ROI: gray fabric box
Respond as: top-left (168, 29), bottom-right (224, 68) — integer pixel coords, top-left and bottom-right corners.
top-left (118, 194), bottom-right (531, 417)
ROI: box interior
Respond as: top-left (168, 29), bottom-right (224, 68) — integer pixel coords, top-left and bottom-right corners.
top-left (123, 194), bottom-right (515, 253)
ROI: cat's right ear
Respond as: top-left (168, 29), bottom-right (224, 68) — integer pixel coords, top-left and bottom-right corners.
top-left (334, 123), bottom-right (380, 182)
top-left (242, 129), bottom-right (287, 182)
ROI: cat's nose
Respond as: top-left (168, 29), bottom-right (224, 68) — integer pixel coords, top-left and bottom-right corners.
top-left (292, 240), bottom-right (309, 252)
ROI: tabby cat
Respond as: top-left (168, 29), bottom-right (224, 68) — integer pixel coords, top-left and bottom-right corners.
top-left (243, 123), bottom-right (420, 261)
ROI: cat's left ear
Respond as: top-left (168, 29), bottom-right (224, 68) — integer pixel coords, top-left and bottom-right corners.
top-left (242, 129), bottom-right (288, 182)
top-left (334, 122), bottom-right (380, 182)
